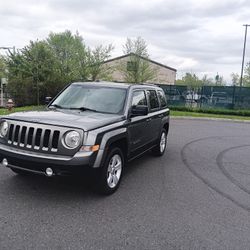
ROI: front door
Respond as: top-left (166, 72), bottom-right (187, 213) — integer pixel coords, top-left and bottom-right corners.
top-left (127, 90), bottom-right (150, 158)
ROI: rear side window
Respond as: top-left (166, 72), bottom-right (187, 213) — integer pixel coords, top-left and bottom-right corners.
top-left (147, 90), bottom-right (159, 110)
top-left (157, 90), bottom-right (167, 108)
top-left (131, 90), bottom-right (147, 107)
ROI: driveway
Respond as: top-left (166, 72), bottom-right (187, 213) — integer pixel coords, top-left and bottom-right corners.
top-left (1, 118), bottom-right (250, 249)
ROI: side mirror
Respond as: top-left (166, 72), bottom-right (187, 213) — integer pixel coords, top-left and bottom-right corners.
top-left (45, 97), bottom-right (52, 105)
top-left (131, 105), bottom-right (148, 117)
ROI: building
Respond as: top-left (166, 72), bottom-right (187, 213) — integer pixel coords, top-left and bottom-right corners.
top-left (102, 53), bottom-right (177, 85)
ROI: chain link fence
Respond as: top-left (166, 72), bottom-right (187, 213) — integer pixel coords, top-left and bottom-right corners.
top-left (158, 84), bottom-right (250, 109)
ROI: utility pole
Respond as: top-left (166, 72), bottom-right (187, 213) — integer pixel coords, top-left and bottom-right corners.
top-left (238, 24), bottom-right (250, 107)
top-left (239, 25), bottom-right (250, 88)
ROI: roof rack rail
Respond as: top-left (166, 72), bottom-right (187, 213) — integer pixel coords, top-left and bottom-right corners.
top-left (111, 81), bottom-right (160, 87)
top-left (139, 82), bottom-right (158, 86)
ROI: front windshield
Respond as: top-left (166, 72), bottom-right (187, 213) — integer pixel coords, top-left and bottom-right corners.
top-left (50, 84), bottom-right (127, 114)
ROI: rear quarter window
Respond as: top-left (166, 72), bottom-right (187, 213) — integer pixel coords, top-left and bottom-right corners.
top-left (157, 90), bottom-right (167, 108)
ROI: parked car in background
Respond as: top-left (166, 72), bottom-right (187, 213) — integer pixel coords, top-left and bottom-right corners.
top-left (164, 88), bottom-right (186, 105)
top-left (210, 92), bottom-right (232, 106)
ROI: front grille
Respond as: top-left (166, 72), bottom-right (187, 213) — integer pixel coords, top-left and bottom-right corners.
top-left (2, 120), bottom-right (83, 156)
top-left (7, 123), bottom-right (60, 152)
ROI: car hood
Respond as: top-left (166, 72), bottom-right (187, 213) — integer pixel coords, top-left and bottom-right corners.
top-left (3, 110), bottom-right (126, 131)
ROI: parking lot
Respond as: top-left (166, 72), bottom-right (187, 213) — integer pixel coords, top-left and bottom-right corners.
top-left (1, 118), bottom-right (250, 249)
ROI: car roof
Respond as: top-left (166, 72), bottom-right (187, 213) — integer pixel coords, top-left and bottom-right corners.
top-left (72, 81), bottom-right (162, 91)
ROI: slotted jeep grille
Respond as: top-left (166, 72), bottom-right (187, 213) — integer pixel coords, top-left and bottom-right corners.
top-left (8, 123), bottom-right (60, 152)
top-left (3, 120), bottom-right (83, 156)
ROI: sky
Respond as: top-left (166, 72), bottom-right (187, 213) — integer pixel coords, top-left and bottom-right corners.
top-left (1, 0), bottom-right (250, 83)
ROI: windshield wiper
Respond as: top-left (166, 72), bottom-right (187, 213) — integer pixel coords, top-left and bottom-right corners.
top-left (49, 105), bottom-right (100, 112)
top-left (71, 106), bottom-right (99, 112)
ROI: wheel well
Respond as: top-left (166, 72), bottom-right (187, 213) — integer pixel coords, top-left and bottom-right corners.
top-left (163, 123), bottom-right (169, 135)
top-left (109, 138), bottom-right (128, 161)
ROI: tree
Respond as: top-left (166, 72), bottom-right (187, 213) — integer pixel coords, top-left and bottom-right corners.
top-left (5, 30), bottom-right (114, 106)
top-left (202, 74), bottom-right (214, 85)
top-left (176, 73), bottom-right (202, 87)
top-left (215, 75), bottom-right (225, 86)
top-left (88, 44), bottom-right (114, 81)
top-left (119, 37), bottom-right (157, 83)
top-left (47, 30), bottom-right (89, 82)
top-left (231, 73), bottom-right (240, 86)
top-left (6, 40), bottom-right (56, 105)
top-left (0, 55), bottom-right (7, 79)
top-left (123, 37), bottom-right (149, 57)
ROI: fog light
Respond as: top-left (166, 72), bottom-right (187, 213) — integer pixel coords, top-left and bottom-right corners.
top-left (2, 158), bottom-right (8, 167)
top-left (45, 167), bottom-right (53, 177)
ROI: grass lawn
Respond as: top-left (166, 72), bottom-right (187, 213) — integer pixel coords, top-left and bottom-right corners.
top-left (171, 110), bottom-right (250, 121)
top-left (0, 106), bottom-right (45, 116)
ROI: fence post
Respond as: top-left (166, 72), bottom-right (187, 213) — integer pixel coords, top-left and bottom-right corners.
top-left (200, 85), bottom-right (204, 109)
top-left (232, 85), bottom-right (236, 109)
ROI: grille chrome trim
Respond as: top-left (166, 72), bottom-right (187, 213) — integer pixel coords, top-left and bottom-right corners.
top-left (3, 120), bottom-right (83, 156)
top-left (8, 124), bottom-right (60, 152)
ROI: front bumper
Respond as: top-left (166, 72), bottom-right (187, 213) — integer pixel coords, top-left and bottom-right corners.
top-left (0, 144), bottom-right (101, 176)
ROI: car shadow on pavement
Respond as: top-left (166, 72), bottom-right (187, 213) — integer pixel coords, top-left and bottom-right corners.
top-left (4, 152), bottom-right (153, 200)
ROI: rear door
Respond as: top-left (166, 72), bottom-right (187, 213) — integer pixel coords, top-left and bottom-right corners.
top-left (146, 90), bottom-right (162, 143)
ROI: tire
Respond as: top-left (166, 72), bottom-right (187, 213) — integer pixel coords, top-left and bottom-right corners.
top-left (10, 167), bottom-right (29, 176)
top-left (152, 128), bottom-right (167, 156)
top-left (97, 147), bottom-right (124, 195)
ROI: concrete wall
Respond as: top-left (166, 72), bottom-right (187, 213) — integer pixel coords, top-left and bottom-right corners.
top-left (102, 56), bottom-right (176, 85)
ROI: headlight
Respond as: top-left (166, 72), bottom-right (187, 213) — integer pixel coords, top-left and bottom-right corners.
top-left (0, 121), bottom-right (8, 138)
top-left (63, 131), bottom-right (81, 149)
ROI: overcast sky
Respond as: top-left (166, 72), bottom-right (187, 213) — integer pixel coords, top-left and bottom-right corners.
top-left (1, 0), bottom-right (250, 83)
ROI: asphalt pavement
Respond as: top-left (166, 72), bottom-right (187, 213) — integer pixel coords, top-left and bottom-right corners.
top-left (1, 118), bottom-right (250, 250)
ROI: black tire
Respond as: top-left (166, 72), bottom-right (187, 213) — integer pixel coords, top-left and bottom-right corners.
top-left (152, 128), bottom-right (167, 156)
top-left (10, 167), bottom-right (29, 176)
top-left (97, 147), bottom-right (124, 195)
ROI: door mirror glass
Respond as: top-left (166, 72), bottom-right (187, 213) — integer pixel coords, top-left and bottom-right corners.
top-left (131, 105), bottom-right (148, 116)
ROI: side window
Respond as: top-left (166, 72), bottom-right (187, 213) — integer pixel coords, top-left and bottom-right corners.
top-left (147, 90), bottom-right (159, 110)
top-left (157, 90), bottom-right (167, 108)
top-left (131, 90), bottom-right (147, 107)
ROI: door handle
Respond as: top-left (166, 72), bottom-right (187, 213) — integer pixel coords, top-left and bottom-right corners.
top-left (158, 114), bottom-right (164, 118)
top-left (146, 118), bottom-right (152, 122)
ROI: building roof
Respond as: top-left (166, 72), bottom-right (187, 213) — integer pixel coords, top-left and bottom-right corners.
top-left (103, 53), bottom-right (177, 72)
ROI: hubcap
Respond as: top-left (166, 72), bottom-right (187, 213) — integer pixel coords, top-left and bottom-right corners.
top-left (160, 132), bottom-right (166, 153)
top-left (107, 154), bottom-right (122, 188)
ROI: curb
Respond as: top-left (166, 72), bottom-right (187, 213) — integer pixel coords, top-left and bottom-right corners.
top-left (171, 116), bottom-right (250, 123)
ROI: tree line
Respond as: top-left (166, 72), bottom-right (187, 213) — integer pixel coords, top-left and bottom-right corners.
top-left (0, 32), bottom-right (157, 106)
top-left (176, 73), bottom-right (225, 87)
top-left (176, 64), bottom-right (250, 88)
top-left (2, 31), bottom-right (114, 106)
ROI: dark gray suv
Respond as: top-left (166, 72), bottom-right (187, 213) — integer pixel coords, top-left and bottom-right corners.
top-left (0, 81), bottom-right (170, 194)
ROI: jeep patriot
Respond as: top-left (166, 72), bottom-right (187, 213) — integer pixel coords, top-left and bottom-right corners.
top-left (0, 81), bottom-right (169, 194)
